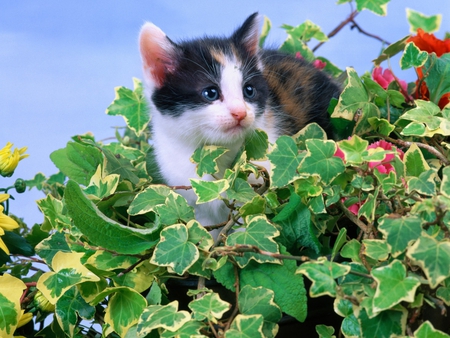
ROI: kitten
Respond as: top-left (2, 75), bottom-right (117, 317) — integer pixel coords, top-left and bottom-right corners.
top-left (139, 13), bottom-right (340, 227)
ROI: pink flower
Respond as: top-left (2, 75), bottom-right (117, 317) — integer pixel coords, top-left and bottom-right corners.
top-left (367, 140), bottom-right (404, 174)
top-left (334, 146), bottom-right (345, 161)
top-left (372, 67), bottom-right (408, 94)
top-left (295, 52), bottom-right (303, 59)
top-left (312, 59), bottom-right (327, 70)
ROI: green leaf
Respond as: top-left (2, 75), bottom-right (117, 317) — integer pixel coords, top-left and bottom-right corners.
top-left (0, 274), bottom-right (26, 338)
top-left (281, 20), bottom-right (328, 43)
top-left (378, 215), bottom-right (423, 257)
top-left (189, 292), bottom-right (231, 323)
top-left (84, 166), bottom-right (120, 199)
top-left (407, 234), bottom-right (450, 288)
top-left (102, 147), bottom-right (140, 185)
top-left (440, 166), bottom-right (450, 198)
top-left (160, 320), bottom-right (206, 338)
top-left (337, 135), bottom-right (369, 165)
top-left (55, 286), bottom-right (95, 337)
top-left (414, 321), bottom-right (450, 338)
top-left (50, 142), bottom-right (103, 186)
top-left (373, 36), bottom-right (410, 66)
top-left (102, 288), bottom-right (147, 337)
top-left (191, 145), bottom-right (229, 177)
top-left (240, 255), bottom-right (307, 322)
top-left (150, 224), bottom-right (198, 275)
top-left (190, 178), bottom-right (229, 204)
top-left (362, 239), bottom-right (389, 261)
top-left (64, 180), bottom-right (159, 254)
top-left (399, 100), bottom-right (442, 133)
top-left (358, 307), bottom-right (407, 338)
top-left (340, 239), bottom-right (362, 263)
top-left (404, 143), bottom-right (430, 177)
top-left (423, 54), bottom-right (450, 105)
top-left (227, 178), bottom-right (258, 204)
top-left (106, 78), bottom-right (150, 136)
top-left (436, 278), bottom-right (450, 306)
top-left (37, 252), bottom-right (100, 304)
top-left (36, 194), bottom-right (71, 231)
top-left (137, 301), bottom-right (190, 336)
top-left (267, 135), bottom-right (302, 188)
top-left (406, 8), bottom-right (442, 33)
top-left (238, 285), bottom-right (282, 331)
top-left (25, 172), bottom-right (47, 191)
top-left (371, 260), bottom-right (421, 313)
top-left (316, 325), bottom-right (336, 338)
top-left (226, 215), bottom-right (280, 268)
top-left (239, 195), bottom-right (266, 218)
top-left (407, 169), bottom-right (437, 196)
top-left (155, 191), bottom-right (195, 226)
top-left (259, 16), bottom-right (271, 48)
top-left (226, 314), bottom-right (265, 338)
top-left (332, 67), bottom-right (380, 135)
top-left (35, 232), bottom-right (71, 265)
top-left (128, 184), bottom-right (171, 216)
top-left (401, 42), bottom-right (428, 70)
top-left (292, 123), bottom-right (327, 150)
top-left (245, 129), bottom-right (269, 161)
top-left (296, 258), bottom-right (351, 297)
top-left (298, 139), bottom-right (345, 185)
top-left (355, 0), bottom-right (389, 16)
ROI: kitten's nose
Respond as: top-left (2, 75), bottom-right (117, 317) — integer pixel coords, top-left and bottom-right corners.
top-left (231, 109), bottom-right (247, 121)
top-left (229, 100), bottom-right (247, 121)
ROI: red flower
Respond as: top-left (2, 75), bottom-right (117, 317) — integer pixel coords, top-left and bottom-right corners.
top-left (312, 59), bottom-right (327, 70)
top-left (407, 28), bottom-right (450, 57)
top-left (407, 29), bottom-right (450, 109)
top-left (367, 140), bottom-right (404, 174)
top-left (372, 67), bottom-right (408, 94)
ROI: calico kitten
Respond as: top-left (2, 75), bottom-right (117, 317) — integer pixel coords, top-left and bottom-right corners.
top-left (139, 13), bottom-right (340, 226)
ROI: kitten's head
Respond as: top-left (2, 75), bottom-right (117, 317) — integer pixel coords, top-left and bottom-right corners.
top-left (139, 13), bottom-right (268, 146)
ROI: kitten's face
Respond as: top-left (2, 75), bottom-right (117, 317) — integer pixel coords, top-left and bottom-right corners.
top-left (139, 14), bottom-right (268, 146)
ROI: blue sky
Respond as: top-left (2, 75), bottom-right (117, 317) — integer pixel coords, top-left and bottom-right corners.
top-left (1, 1), bottom-right (449, 226)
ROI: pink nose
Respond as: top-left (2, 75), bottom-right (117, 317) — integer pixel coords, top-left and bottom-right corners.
top-left (231, 109), bottom-right (247, 121)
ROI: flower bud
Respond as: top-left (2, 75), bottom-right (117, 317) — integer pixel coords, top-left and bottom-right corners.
top-left (14, 179), bottom-right (27, 194)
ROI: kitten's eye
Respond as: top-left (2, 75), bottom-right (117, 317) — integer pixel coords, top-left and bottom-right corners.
top-left (243, 85), bottom-right (256, 99)
top-left (202, 86), bottom-right (220, 101)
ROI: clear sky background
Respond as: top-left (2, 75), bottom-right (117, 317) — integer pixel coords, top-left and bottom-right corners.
top-left (1, 1), bottom-right (449, 226)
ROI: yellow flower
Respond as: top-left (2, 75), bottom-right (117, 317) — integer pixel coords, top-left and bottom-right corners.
top-left (0, 194), bottom-right (19, 254)
top-left (0, 142), bottom-right (29, 177)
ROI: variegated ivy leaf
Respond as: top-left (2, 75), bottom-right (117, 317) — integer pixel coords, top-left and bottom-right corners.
top-left (406, 8), bottom-right (442, 33)
top-left (296, 258), bottom-right (351, 297)
top-left (190, 178), bottom-right (229, 204)
top-left (226, 177), bottom-right (258, 204)
top-left (399, 100), bottom-right (443, 137)
top-left (332, 67), bottom-right (380, 135)
top-left (407, 169), bottom-right (437, 196)
top-left (337, 135), bottom-right (369, 165)
top-left (441, 167), bottom-right (450, 198)
top-left (293, 123), bottom-right (327, 150)
top-left (160, 320), bottom-right (206, 338)
top-left (106, 77), bottom-right (150, 136)
top-left (150, 223), bottom-right (198, 275)
top-left (404, 143), bottom-right (430, 177)
top-left (226, 314), bottom-right (265, 338)
top-left (37, 194), bottom-right (72, 232)
top-left (436, 278), bottom-right (450, 306)
top-left (414, 321), bottom-right (450, 338)
top-left (84, 165), bottom-right (120, 199)
top-left (407, 234), bottom-right (450, 288)
top-left (358, 307), bottom-right (407, 338)
top-left (355, 0), bottom-right (389, 16)
top-left (298, 139), bottom-right (345, 185)
top-left (281, 20), bottom-right (328, 43)
top-left (128, 184), bottom-right (171, 216)
top-left (226, 214), bottom-right (280, 268)
top-left (362, 239), bottom-right (389, 261)
top-left (90, 286), bottom-right (147, 337)
top-left (189, 292), bottom-right (231, 324)
top-left (259, 16), bottom-right (271, 48)
top-left (55, 286), bottom-right (95, 337)
top-left (238, 285), bottom-right (281, 337)
top-left (245, 129), bottom-right (269, 161)
top-left (155, 191), bottom-right (195, 226)
top-left (37, 252), bottom-right (100, 304)
top-left (0, 274), bottom-right (27, 338)
top-left (85, 249), bottom-right (140, 273)
top-left (371, 260), bottom-right (421, 314)
top-left (137, 301), bottom-right (191, 336)
top-left (267, 135), bottom-right (302, 188)
top-left (400, 42), bottom-right (428, 70)
top-left (191, 145), bottom-right (229, 177)
top-left (378, 215), bottom-right (423, 257)
top-left (316, 324), bottom-right (337, 338)
top-left (35, 232), bottom-right (71, 265)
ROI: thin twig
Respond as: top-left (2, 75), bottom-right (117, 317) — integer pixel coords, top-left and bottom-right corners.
top-left (349, 20), bottom-right (391, 46)
top-left (225, 263), bottom-right (241, 331)
top-left (382, 136), bottom-right (450, 165)
top-left (337, 200), bottom-right (371, 236)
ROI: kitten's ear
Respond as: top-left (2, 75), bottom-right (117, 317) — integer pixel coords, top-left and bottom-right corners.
top-left (232, 13), bottom-right (261, 56)
top-left (139, 22), bottom-right (179, 88)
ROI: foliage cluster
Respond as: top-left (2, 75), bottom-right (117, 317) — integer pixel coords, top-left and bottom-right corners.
top-left (2, 0), bottom-right (450, 337)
